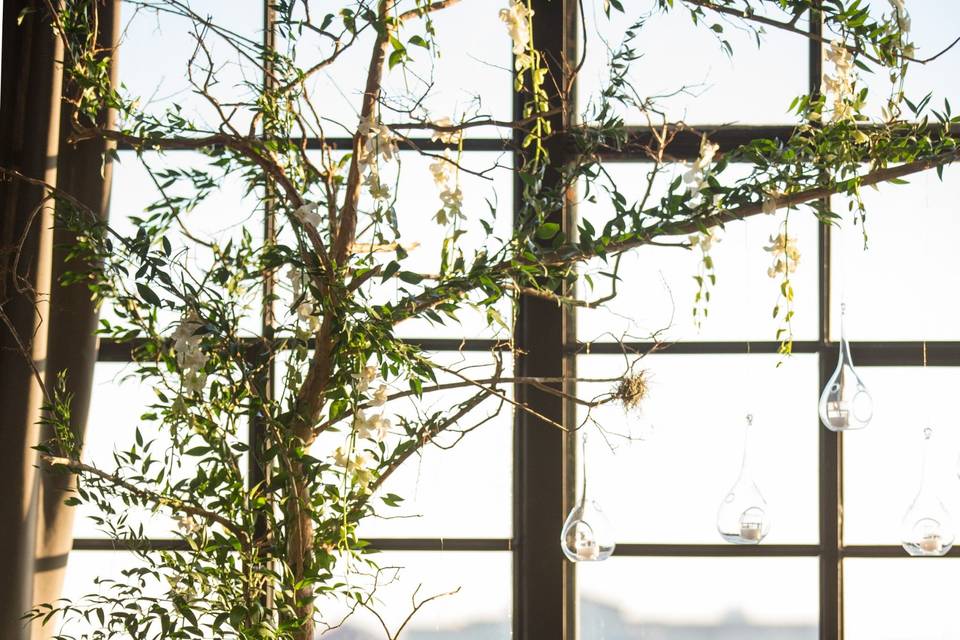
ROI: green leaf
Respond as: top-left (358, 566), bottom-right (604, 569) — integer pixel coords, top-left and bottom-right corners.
top-left (136, 283), bottom-right (161, 306)
top-left (398, 271), bottom-right (423, 285)
top-left (535, 222), bottom-right (561, 239)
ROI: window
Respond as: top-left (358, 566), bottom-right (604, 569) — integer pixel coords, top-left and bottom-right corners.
top-left (61, 2), bottom-right (958, 639)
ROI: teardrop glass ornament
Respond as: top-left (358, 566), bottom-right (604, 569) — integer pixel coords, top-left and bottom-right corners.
top-left (819, 303), bottom-right (873, 431)
top-left (901, 428), bottom-right (955, 557)
top-left (560, 434), bottom-right (615, 562)
top-left (717, 414), bottom-right (772, 544)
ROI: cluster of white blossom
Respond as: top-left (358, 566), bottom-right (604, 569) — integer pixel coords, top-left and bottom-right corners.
top-left (764, 232), bottom-right (801, 279)
top-left (430, 152), bottom-right (464, 225)
top-left (352, 365), bottom-right (392, 442)
top-left (293, 202), bottom-right (321, 228)
top-left (431, 117), bottom-right (463, 145)
top-left (286, 265), bottom-right (320, 333)
top-left (500, 0), bottom-right (534, 71)
top-left (172, 309), bottom-right (208, 394)
top-left (176, 514), bottom-right (200, 535)
top-left (683, 137), bottom-right (720, 203)
top-left (889, 0), bottom-right (910, 33)
top-left (823, 42), bottom-right (856, 121)
top-left (334, 446), bottom-right (374, 492)
top-left (329, 366), bottom-right (394, 492)
top-left (357, 114), bottom-right (398, 202)
top-left (688, 227), bottom-right (720, 253)
top-left (762, 189), bottom-right (783, 215)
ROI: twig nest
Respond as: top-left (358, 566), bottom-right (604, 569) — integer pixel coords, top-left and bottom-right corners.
top-left (615, 371), bottom-right (649, 411)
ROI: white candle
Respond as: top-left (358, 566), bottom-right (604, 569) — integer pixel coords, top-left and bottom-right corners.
top-left (828, 404), bottom-right (849, 428)
top-left (740, 523), bottom-right (762, 541)
top-left (575, 535), bottom-right (599, 560)
top-left (920, 533), bottom-right (942, 554)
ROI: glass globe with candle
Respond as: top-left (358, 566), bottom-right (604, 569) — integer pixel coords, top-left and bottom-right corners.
top-left (819, 303), bottom-right (873, 431)
top-left (560, 500), bottom-right (615, 562)
top-left (717, 414), bottom-right (772, 544)
top-left (560, 431), bottom-right (615, 562)
top-left (901, 427), bottom-right (955, 557)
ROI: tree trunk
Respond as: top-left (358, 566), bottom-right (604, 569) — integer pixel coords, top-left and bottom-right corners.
top-left (287, 468), bottom-right (315, 640)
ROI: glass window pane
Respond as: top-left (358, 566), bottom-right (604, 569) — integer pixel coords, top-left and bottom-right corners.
top-left (287, 350), bottom-right (512, 539)
top-left (58, 551), bottom-right (155, 637)
top-left (76, 362), bottom-right (248, 539)
top-left (580, 557), bottom-right (819, 639)
top-left (830, 166), bottom-right (960, 341)
top-left (357, 352), bottom-right (513, 538)
top-left (577, 354), bottom-right (819, 544)
top-left (386, 152), bottom-right (513, 340)
top-left (844, 558), bottom-right (960, 640)
top-left (838, 1), bottom-right (960, 121)
top-left (61, 551), bottom-right (510, 639)
top-left (578, 163), bottom-right (819, 343)
top-left (291, 1), bottom-right (511, 136)
top-left (578, 3), bottom-right (808, 125)
top-left (317, 551), bottom-right (512, 638)
top-left (843, 367), bottom-right (960, 545)
top-left (274, 150), bottom-right (512, 341)
top-left (120, 0), bottom-right (264, 130)
top-left (106, 150), bottom-right (264, 334)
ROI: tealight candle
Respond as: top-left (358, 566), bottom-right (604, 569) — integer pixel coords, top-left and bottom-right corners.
top-left (740, 522), bottom-right (762, 541)
top-left (827, 404), bottom-right (849, 429)
top-left (575, 535), bottom-right (599, 560)
top-left (920, 533), bottom-right (942, 554)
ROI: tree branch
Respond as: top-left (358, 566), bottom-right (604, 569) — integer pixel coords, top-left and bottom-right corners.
top-left (41, 455), bottom-right (247, 540)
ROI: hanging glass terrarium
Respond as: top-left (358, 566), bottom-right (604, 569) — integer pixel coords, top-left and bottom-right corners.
top-left (819, 303), bottom-right (873, 431)
top-left (560, 433), bottom-right (615, 562)
top-left (901, 427), bottom-right (955, 557)
top-left (717, 414), bottom-right (771, 544)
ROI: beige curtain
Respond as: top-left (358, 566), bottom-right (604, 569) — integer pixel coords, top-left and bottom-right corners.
top-left (0, 1), bottom-right (119, 638)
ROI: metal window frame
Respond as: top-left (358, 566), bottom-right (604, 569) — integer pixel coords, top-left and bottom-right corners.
top-left (69, 3), bottom-right (955, 640)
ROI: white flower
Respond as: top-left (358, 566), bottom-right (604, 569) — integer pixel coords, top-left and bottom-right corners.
top-left (333, 446), bottom-right (351, 468)
top-left (358, 115), bottom-right (398, 166)
top-left (172, 309), bottom-right (208, 385)
top-left (355, 451), bottom-right (371, 466)
top-left (762, 194), bottom-right (779, 215)
top-left (372, 384), bottom-right (388, 407)
top-left (689, 228), bottom-right (719, 253)
top-left (499, 1), bottom-right (533, 56)
top-left (294, 202), bottom-right (322, 227)
top-left (683, 137), bottom-right (719, 199)
top-left (286, 266), bottom-right (304, 299)
top-left (363, 169), bottom-right (392, 201)
top-left (888, 0), bottom-right (910, 31)
top-left (439, 185), bottom-right (464, 211)
top-left (430, 152), bottom-right (465, 225)
top-left (430, 155), bottom-right (453, 187)
top-left (354, 466), bottom-right (375, 492)
top-left (372, 415), bottom-right (391, 441)
top-left (431, 117), bottom-right (463, 145)
top-left (823, 42), bottom-right (857, 121)
top-left (176, 514), bottom-right (200, 535)
top-left (764, 233), bottom-right (801, 278)
top-left (353, 365), bottom-right (378, 392)
top-left (182, 369), bottom-right (207, 395)
top-left (297, 301), bottom-right (313, 321)
top-left (352, 409), bottom-right (369, 435)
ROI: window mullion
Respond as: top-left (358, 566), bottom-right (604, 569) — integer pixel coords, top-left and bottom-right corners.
top-left (810, 3), bottom-right (844, 638)
top-left (513, 1), bottom-right (577, 639)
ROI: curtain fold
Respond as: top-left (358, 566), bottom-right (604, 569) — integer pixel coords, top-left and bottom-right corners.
top-left (0, 2), bottom-right (119, 638)
top-left (33, 2), bottom-right (120, 625)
